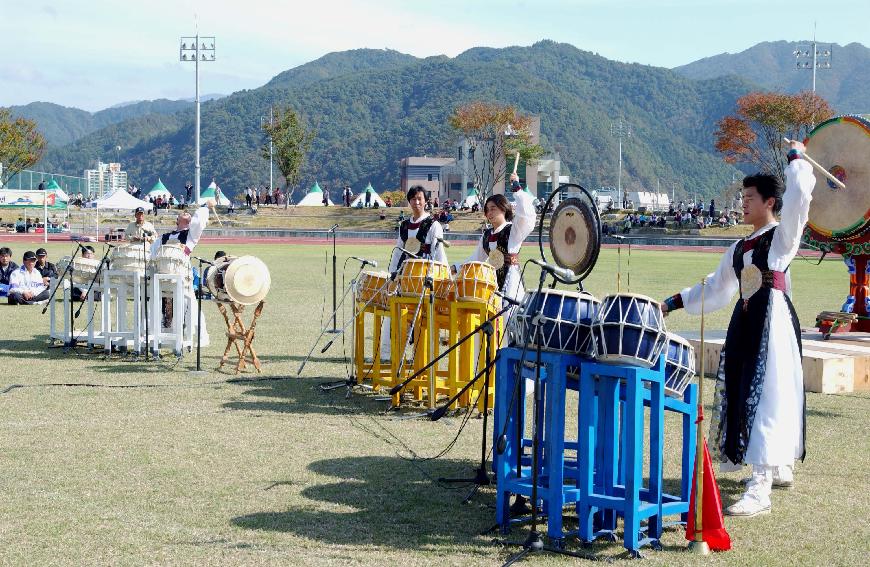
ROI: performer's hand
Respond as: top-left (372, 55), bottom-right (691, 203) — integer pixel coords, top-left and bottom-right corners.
top-left (788, 140), bottom-right (806, 154)
top-left (660, 302), bottom-right (670, 317)
top-left (205, 199), bottom-right (217, 209)
top-left (510, 173), bottom-right (519, 183)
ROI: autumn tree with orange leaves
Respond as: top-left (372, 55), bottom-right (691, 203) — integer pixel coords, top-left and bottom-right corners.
top-left (714, 91), bottom-right (833, 183)
top-left (449, 101), bottom-right (543, 202)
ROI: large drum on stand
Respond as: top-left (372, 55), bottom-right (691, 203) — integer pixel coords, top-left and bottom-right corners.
top-left (801, 114), bottom-right (870, 333)
top-left (397, 259), bottom-right (453, 300)
top-left (591, 293), bottom-right (667, 368)
top-left (205, 255), bottom-right (271, 305)
top-left (57, 255), bottom-right (101, 286)
top-left (356, 271), bottom-right (395, 310)
top-left (513, 289), bottom-right (599, 355)
top-left (110, 243), bottom-right (149, 276)
top-left (149, 244), bottom-right (192, 287)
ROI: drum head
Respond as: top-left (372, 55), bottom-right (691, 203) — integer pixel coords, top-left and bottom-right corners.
top-left (806, 114), bottom-right (870, 240)
top-left (549, 196), bottom-right (601, 277)
top-left (224, 256), bottom-right (271, 305)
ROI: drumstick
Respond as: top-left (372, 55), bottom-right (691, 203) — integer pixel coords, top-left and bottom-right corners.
top-left (209, 203), bottom-right (225, 228)
top-left (783, 137), bottom-right (846, 190)
top-left (512, 152), bottom-right (520, 176)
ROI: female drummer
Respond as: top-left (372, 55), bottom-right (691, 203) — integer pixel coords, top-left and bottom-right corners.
top-left (454, 173), bottom-right (537, 309)
top-left (661, 141), bottom-right (815, 518)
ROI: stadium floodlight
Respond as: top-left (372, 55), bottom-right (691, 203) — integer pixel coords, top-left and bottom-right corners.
top-left (179, 34), bottom-right (216, 205)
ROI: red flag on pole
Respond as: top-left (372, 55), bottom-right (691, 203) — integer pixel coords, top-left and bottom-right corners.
top-left (685, 439), bottom-right (732, 551)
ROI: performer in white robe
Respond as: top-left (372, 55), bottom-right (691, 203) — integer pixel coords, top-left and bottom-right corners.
top-left (380, 186), bottom-right (447, 359)
top-left (453, 173), bottom-right (537, 340)
top-left (662, 142), bottom-right (814, 517)
top-left (152, 201), bottom-right (214, 345)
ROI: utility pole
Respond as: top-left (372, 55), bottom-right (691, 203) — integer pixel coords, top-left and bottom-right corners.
top-left (793, 23), bottom-right (832, 94)
top-left (610, 119), bottom-right (631, 208)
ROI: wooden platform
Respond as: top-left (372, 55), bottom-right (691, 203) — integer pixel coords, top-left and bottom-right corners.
top-left (681, 330), bottom-right (870, 394)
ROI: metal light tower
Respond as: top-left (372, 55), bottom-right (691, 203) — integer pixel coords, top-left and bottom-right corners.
top-left (180, 34), bottom-right (216, 205)
top-left (793, 26), bottom-right (832, 93)
top-left (260, 107), bottom-right (274, 192)
top-left (610, 119), bottom-right (631, 208)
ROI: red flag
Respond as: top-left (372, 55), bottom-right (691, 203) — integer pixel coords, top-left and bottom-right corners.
top-left (685, 439), bottom-right (732, 551)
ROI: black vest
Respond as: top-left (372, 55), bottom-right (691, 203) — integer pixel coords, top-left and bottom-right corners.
top-left (398, 217), bottom-right (435, 268)
top-left (482, 223), bottom-right (512, 290)
top-left (161, 229), bottom-right (190, 246)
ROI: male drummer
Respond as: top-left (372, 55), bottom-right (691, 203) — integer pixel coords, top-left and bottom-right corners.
top-left (125, 206), bottom-right (156, 244)
top-left (380, 186), bottom-right (448, 360)
top-left (152, 200), bottom-right (215, 334)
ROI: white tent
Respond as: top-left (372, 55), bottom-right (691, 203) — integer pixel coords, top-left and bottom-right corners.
top-left (463, 188), bottom-right (480, 208)
top-left (350, 182), bottom-right (386, 207)
top-left (199, 180), bottom-right (231, 206)
top-left (85, 188), bottom-right (154, 211)
top-left (298, 181), bottom-right (333, 206)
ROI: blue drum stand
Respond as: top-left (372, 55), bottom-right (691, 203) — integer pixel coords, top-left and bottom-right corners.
top-left (495, 268), bottom-right (599, 565)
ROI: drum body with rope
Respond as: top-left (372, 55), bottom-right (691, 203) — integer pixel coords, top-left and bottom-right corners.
top-left (110, 243), bottom-right (149, 276)
top-left (454, 261), bottom-right (498, 305)
top-left (664, 332), bottom-right (696, 398)
top-left (57, 255), bottom-right (101, 286)
top-left (592, 293), bottom-right (667, 368)
top-left (513, 289), bottom-right (599, 354)
top-left (205, 255), bottom-right (271, 305)
top-left (397, 259), bottom-right (452, 299)
top-left (356, 270), bottom-right (394, 310)
top-left (150, 244), bottom-right (192, 285)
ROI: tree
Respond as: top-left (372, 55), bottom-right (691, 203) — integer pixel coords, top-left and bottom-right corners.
top-left (0, 109), bottom-right (46, 187)
top-left (714, 91), bottom-right (833, 183)
top-left (261, 106), bottom-right (315, 208)
top-left (448, 101), bottom-right (544, 203)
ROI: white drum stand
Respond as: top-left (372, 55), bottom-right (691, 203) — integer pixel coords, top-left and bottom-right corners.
top-left (101, 270), bottom-right (144, 353)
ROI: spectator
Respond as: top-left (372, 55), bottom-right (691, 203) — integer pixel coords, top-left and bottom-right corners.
top-left (8, 251), bottom-right (49, 305)
top-left (385, 196), bottom-right (393, 207)
top-left (0, 246), bottom-right (18, 298)
top-left (185, 182), bottom-right (193, 204)
top-left (709, 199), bottom-right (715, 219)
top-left (255, 187), bottom-right (261, 207)
top-left (273, 187), bottom-right (281, 205)
top-left (343, 186), bottom-right (352, 207)
top-left (38, 181), bottom-right (45, 191)
top-left (245, 187), bottom-right (253, 209)
top-left (34, 248), bottom-right (57, 286)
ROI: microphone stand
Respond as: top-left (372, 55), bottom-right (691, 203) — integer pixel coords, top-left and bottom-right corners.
top-left (43, 242), bottom-right (81, 314)
top-left (190, 256), bottom-right (211, 375)
top-left (143, 238), bottom-right (150, 361)
top-left (328, 224), bottom-right (339, 333)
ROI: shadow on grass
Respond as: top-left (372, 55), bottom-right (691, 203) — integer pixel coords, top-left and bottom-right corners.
top-left (231, 455), bottom-right (494, 549)
top-left (0, 337), bottom-right (63, 358)
top-left (222, 376), bottom-right (393, 416)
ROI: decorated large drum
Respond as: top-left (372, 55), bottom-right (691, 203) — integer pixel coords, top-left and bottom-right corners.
top-left (110, 243), bottom-right (149, 275)
top-left (804, 114), bottom-right (870, 245)
top-left (150, 244), bottom-right (191, 282)
top-left (664, 332), bottom-right (696, 398)
top-left (591, 293), bottom-right (667, 368)
top-left (57, 255), bottom-right (102, 286)
top-left (513, 289), bottom-right (599, 354)
top-left (454, 261), bottom-right (498, 305)
top-left (356, 271), bottom-right (394, 310)
top-left (205, 255), bottom-right (271, 305)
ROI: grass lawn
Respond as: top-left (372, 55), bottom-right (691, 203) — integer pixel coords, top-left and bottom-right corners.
top-left (0, 241), bottom-right (867, 566)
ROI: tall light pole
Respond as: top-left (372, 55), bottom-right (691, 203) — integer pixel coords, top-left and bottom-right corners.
top-left (260, 107), bottom-right (274, 191)
top-left (610, 119), bottom-right (631, 208)
top-left (180, 33), bottom-right (216, 205)
top-left (793, 24), bottom-right (832, 94)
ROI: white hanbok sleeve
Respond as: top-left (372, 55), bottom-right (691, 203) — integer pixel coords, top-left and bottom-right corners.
top-left (679, 241), bottom-right (740, 315)
top-left (508, 190), bottom-right (537, 253)
top-left (769, 159), bottom-right (815, 271)
top-left (185, 206), bottom-right (210, 252)
top-left (428, 221), bottom-right (448, 264)
top-left (150, 238), bottom-right (162, 258)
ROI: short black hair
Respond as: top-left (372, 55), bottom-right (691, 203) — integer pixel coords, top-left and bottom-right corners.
top-left (214, 251), bottom-right (227, 260)
top-left (84, 245), bottom-right (95, 253)
top-left (743, 173), bottom-right (783, 214)
top-left (406, 185), bottom-right (426, 201)
top-left (0, 247), bottom-right (11, 256)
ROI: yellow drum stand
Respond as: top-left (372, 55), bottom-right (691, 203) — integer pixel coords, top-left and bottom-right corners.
top-left (354, 300), bottom-right (392, 389)
top-left (447, 300), bottom-right (501, 411)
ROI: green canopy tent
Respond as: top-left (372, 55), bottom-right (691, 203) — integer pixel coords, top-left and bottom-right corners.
top-left (298, 181), bottom-right (333, 206)
top-left (147, 178), bottom-right (173, 200)
top-left (350, 182), bottom-right (386, 207)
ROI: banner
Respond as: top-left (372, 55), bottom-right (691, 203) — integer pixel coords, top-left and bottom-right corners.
top-left (0, 190), bottom-right (67, 209)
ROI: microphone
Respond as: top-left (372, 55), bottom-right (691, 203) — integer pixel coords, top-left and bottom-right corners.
top-left (328, 224), bottom-right (339, 232)
top-left (398, 248), bottom-right (420, 259)
top-left (435, 236), bottom-right (451, 248)
top-left (610, 234), bottom-right (625, 240)
top-left (529, 258), bottom-right (576, 281)
top-left (191, 256), bottom-right (214, 266)
top-left (430, 405), bottom-right (449, 421)
top-left (494, 290), bottom-right (522, 307)
top-left (351, 256), bottom-right (377, 267)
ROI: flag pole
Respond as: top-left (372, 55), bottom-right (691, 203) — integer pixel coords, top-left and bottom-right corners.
top-left (689, 276), bottom-right (711, 555)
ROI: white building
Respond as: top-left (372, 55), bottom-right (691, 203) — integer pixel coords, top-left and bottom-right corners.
top-left (85, 161), bottom-right (127, 199)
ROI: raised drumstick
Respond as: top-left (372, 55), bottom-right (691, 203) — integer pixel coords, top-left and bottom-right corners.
top-left (512, 152), bottom-right (521, 176)
top-left (783, 137), bottom-right (846, 190)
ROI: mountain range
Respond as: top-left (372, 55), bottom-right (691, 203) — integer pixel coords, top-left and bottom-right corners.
top-left (6, 39), bottom-right (868, 200)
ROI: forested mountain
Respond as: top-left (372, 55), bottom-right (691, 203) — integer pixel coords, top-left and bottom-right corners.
top-left (6, 99), bottom-right (193, 146)
top-left (674, 41), bottom-right (870, 113)
top-left (37, 41), bottom-right (752, 201)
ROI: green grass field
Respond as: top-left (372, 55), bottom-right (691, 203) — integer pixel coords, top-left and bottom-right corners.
top-left (1, 241), bottom-right (867, 566)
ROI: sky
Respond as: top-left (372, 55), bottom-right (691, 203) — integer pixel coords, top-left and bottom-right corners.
top-left (2, 0), bottom-right (866, 111)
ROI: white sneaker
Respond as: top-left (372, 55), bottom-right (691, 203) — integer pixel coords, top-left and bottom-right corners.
top-left (725, 497), bottom-right (771, 517)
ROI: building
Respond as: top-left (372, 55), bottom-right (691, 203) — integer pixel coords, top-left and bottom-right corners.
top-left (399, 157), bottom-right (454, 198)
top-left (85, 161), bottom-right (127, 199)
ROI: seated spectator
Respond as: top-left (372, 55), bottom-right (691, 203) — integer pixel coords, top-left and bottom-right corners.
top-left (1, 246), bottom-right (18, 298)
top-left (8, 251), bottom-right (49, 305)
top-left (384, 196), bottom-right (393, 208)
top-left (34, 248), bottom-right (57, 286)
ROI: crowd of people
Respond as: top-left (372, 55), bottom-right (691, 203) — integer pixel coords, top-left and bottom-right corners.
top-left (243, 186), bottom-right (284, 209)
top-left (604, 198), bottom-right (743, 235)
top-left (1, 246), bottom-right (62, 305)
